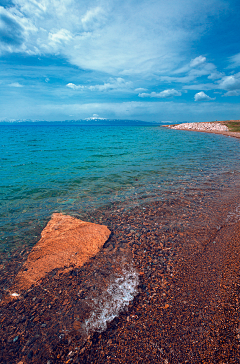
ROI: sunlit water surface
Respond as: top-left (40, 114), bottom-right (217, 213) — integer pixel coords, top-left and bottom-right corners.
top-left (1, 123), bottom-right (240, 256)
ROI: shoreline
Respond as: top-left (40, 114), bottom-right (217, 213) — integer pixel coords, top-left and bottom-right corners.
top-left (1, 178), bottom-right (240, 363)
top-left (1, 127), bottom-right (240, 362)
top-left (163, 121), bottom-right (240, 140)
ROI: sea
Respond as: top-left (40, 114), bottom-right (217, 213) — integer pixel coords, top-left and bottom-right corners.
top-left (1, 121), bottom-right (240, 258)
top-left (1, 120), bottom-right (240, 343)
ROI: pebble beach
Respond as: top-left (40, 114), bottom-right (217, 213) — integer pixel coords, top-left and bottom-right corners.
top-left (166, 120), bottom-right (240, 139)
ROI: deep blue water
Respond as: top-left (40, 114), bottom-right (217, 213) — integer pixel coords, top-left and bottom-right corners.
top-left (1, 123), bottom-right (240, 255)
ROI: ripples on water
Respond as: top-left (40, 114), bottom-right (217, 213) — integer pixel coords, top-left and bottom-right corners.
top-left (1, 123), bottom-right (240, 255)
top-left (1, 123), bottom-right (240, 344)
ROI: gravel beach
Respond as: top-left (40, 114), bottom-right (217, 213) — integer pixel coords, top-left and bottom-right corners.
top-left (1, 173), bottom-right (240, 363)
top-left (165, 121), bottom-right (240, 139)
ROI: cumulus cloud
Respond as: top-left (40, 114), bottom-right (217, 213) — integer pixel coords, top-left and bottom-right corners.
top-left (218, 74), bottom-right (240, 90)
top-left (183, 72), bottom-right (240, 95)
top-left (194, 91), bottom-right (215, 101)
top-left (138, 89), bottom-right (182, 98)
top-left (66, 83), bottom-right (84, 90)
top-left (66, 78), bottom-right (132, 92)
top-left (172, 55), bottom-right (209, 75)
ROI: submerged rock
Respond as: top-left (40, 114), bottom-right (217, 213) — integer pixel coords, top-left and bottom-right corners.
top-left (12, 213), bottom-right (111, 291)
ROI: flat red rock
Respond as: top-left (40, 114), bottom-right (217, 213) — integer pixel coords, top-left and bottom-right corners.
top-left (13, 213), bottom-right (111, 291)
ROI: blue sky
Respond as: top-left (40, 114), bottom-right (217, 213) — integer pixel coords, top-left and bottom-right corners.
top-left (1, 0), bottom-right (240, 122)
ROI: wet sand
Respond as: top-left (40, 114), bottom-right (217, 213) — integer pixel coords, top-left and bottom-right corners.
top-left (1, 176), bottom-right (240, 363)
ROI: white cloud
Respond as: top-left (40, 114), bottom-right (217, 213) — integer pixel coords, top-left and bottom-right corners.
top-left (66, 83), bottom-right (84, 90)
top-left (161, 60), bottom-right (217, 84)
top-left (194, 91), bottom-right (215, 101)
top-left (208, 72), bottom-right (224, 80)
top-left (218, 74), bottom-right (240, 90)
top-left (48, 29), bottom-right (72, 45)
top-left (81, 6), bottom-right (106, 31)
top-left (66, 78), bottom-right (132, 92)
top-left (0, 0), bottom-right (227, 75)
top-left (190, 56), bottom-right (206, 68)
top-left (9, 82), bottom-right (23, 87)
top-left (89, 78), bottom-right (132, 91)
top-left (228, 53), bottom-right (240, 68)
top-left (138, 89), bottom-right (182, 98)
top-left (173, 55), bottom-right (210, 75)
top-left (0, 5), bottom-right (38, 54)
top-left (183, 73), bottom-right (240, 94)
top-left (223, 90), bottom-right (240, 97)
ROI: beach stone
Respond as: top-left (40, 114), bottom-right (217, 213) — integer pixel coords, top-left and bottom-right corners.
top-left (12, 213), bottom-right (111, 291)
top-left (73, 320), bottom-right (82, 330)
top-left (170, 122), bottom-right (229, 131)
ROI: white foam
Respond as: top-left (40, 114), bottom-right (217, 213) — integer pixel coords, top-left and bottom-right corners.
top-left (83, 265), bottom-right (139, 336)
top-left (10, 292), bottom-right (20, 297)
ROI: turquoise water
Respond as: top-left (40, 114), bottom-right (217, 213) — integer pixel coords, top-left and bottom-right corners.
top-left (1, 123), bottom-right (240, 255)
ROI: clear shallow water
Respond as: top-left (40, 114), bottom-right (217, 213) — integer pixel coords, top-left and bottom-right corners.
top-left (1, 123), bottom-right (240, 255)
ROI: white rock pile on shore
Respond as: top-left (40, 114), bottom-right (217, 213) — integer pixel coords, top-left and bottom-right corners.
top-left (170, 122), bottom-right (229, 132)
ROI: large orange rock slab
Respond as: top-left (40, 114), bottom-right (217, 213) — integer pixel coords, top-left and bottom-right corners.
top-left (13, 213), bottom-right (111, 291)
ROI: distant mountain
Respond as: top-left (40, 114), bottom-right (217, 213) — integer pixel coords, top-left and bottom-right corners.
top-left (0, 119), bottom-right (164, 126)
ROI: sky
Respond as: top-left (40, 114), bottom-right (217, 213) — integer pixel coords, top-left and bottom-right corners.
top-left (1, 0), bottom-right (240, 122)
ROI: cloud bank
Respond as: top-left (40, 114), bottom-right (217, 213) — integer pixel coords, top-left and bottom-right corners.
top-left (0, 0), bottom-right (227, 75)
top-left (1, 0), bottom-right (240, 122)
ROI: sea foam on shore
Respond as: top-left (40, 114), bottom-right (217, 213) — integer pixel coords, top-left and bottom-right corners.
top-left (83, 265), bottom-right (139, 336)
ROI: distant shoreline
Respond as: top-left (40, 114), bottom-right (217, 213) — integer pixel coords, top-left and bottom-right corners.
top-left (163, 120), bottom-right (240, 140)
